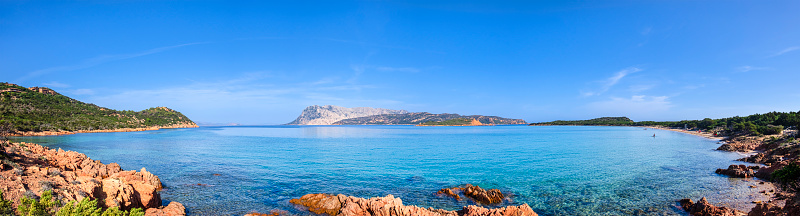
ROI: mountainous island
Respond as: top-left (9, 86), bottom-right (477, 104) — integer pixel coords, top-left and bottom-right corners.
top-left (0, 82), bottom-right (197, 136)
top-left (287, 105), bottom-right (527, 125)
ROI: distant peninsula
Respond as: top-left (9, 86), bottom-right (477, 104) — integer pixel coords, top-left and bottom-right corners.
top-left (288, 105), bottom-right (527, 125)
top-left (529, 117), bottom-right (635, 126)
top-left (0, 82), bottom-right (198, 136)
top-left (416, 118), bottom-right (489, 126)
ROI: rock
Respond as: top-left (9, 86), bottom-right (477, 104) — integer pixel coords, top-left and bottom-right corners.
top-left (458, 204), bottom-right (537, 216)
top-left (145, 201), bottom-right (186, 216)
top-left (439, 184), bottom-right (505, 204)
top-left (463, 184), bottom-right (505, 204)
top-left (0, 141), bottom-right (182, 215)
top-left (438, 188), bottom-right (461, 200)
top-left (748, 202), bottom-right (782, 216)
top-left (716, 165), bottom-right (756, 178)
top-left (291, 193), bottom-right (537, 216)
top-left (101, 178), bottom-right (137, 209)
top-left (680, 197), bottom-right (747, 216)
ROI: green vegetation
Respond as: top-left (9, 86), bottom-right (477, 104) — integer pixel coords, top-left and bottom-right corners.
top-left (772, 163), bottom-right (800, 192)
top-left (530, 117), bottom-right (634, 126)
top-left (1, 83), bottom-right (195, 133)
top-left (532, 111), bottom-right (800, 137)
top-left (1, 190), bottom-right (13, 215)
top-left (57, 198), bottom-right (143, 216)
top-left (419, 118), bottom-right (477, 126)
top-left (0, 189), bottom-right (143, 216)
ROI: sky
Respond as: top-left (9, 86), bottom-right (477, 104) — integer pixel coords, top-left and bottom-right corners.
top-left (1, 1), bottom-right (799, 125)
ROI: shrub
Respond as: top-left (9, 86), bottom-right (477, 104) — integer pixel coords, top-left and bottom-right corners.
top-left (39, 181), bottom-right (54, 192)
top-left (17, 190), bottom-right (61, 216)
top-left (1, 190), bottom-right (14, 215)
top-left (772, 163), bottom-right (800, 192)
top-left (48, 169), bottom-right (60, 177)
top-left (57, 198), bottom-right (144, 216)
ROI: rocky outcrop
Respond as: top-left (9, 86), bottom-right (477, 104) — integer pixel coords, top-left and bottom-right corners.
top-left (27, 87), bottom-right (59, 95)
top-left (718, 137), bottom-right (765, 152)
top-left (716, 165), bottom-right (760, 178)
top-left (144, 202), bottom-right (186, 216)
top-left (438, 184), bottom-right (505, 204)
top-left (290, 193), bottom-right (537, 216)
top-left (748, 202), bottom-right (783, 216)
top-left (680, 197), bottom-right (747, 216)
top-left (0, 142), bottom-right (183, 215)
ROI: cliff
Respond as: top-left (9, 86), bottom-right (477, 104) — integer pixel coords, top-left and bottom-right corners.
top-left (0, 82), bottom-right (198, 135)
top-left (287, 105), bottom-right (410, 125)
top-left (332, 112), bottom-right (527, 125)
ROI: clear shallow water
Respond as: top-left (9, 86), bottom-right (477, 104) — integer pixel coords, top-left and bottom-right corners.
top-left (12, 125), bottom-right (764, 215)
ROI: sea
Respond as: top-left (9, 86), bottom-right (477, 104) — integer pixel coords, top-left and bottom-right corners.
top-left (11, 125), bottom-right (769, 215)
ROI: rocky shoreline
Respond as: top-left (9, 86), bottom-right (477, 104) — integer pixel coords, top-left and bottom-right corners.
top-left (10, 123), bottom-right (199, 137)
top-left (0, 141), bottom-right (185, 215)
top-left (288, 193), bottom-right (537, 216)
top-left (646, 126), bottom-right (800, 215)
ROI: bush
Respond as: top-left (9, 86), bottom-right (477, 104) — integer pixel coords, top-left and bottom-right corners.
top-left (17, 190), bottom-right (61, 216)
top-left (57, 198), bottom-right (144, 216)
top-left (39, 181), bottom-right (54, 192)
top-left (772, 163), bottom-right (800, 192)
top-left (1, 190), bottom-right (14, 215)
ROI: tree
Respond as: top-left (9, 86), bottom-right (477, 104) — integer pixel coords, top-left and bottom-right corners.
top-left (0, 121), bottom-right (12, 145)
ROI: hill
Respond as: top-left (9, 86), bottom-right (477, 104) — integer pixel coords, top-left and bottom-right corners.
top-left (287, 105), bottom-right (410, 125)
top-left (0, 82), bottom-right (197, 135)
top-left (331, 112), bottom-right (526, 125)
top-left (530, 117), bottom-right (634, 126)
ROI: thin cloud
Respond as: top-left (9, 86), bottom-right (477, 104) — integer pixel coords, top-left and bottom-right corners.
top-left (42, 81), bottom-right (70, 88)
top-left (767, 46), bottom-right (799, 58)
top-left (376, 66), bottom-right (420, 73)
top-left (582, 67), bottom-right (642, 97)
top-left (736, 66), bottom-right (770, 73)
top-left (588, 95), bottom-right (673, 119)
top-left (641, 27), bottom-right (652, 36)
top-left (68, 89), bottom-right (95, 95)
top-left (15, 42), bottom-right (208, 82)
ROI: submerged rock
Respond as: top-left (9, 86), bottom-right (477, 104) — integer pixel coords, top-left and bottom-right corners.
top-left (438, 184), bottom-right (505, 204)
top-left (290, 193), bottom-right (537, 216)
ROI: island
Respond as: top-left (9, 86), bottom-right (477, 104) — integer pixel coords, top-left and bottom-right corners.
top-left (287, 105), bottom-right (527, 125)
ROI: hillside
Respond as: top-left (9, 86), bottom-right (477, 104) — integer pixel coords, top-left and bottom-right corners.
top-left (0, 82), bottom-right (197, 134)
top-left (417, 118), bottom-right (487, 126)
top-left (331, 112), bottom-right (527, 125)
top-left (287, 105), bottom-right (410, 125)
top-left (530, 117), bottom-right (634, 126)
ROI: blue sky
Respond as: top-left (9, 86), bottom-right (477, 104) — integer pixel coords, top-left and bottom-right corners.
top-left (2, 1), bottom-right (799, 125)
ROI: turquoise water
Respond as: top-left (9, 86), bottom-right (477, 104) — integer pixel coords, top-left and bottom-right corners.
top-left (12, 125), bottom-right (762, 215)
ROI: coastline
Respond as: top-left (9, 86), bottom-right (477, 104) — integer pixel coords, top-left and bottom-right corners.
top-left (0, 141), bottom-right (186, 215)
top-left (638, 125), bottom-right (726, 141)
top-left (10, 123), bottom-right (199, 137)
